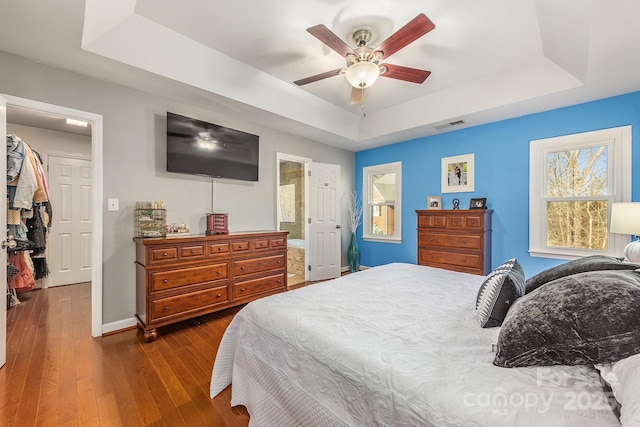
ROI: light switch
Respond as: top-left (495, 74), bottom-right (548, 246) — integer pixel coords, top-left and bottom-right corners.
top-left (107, 198), bottom-right (119, 211)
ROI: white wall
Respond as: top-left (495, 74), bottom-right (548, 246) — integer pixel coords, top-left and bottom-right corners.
top-left (6, 123), bottom-right (91, 156)
top-left (0, 51), bottom-right (355, 326)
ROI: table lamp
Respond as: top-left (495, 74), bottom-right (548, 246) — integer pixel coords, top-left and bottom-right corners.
top-left (610, 202), bottom-right (640, 262)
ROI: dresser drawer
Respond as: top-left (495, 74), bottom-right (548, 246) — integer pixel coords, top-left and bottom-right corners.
top-left (151, 285), bottom-right (228, 320)
top-left (231, 241), bottom-right (251, 253)
top-left (418, 249), bottom-right (481, 270)
top-left (180, 244), bottom-right (206, 260)
top-left (208, 242), bottom-right (230, 256)
top-left (418, 232), bottom-right (481, 250)
top-left (234, 254), bottom-right (285, 276)
top-left (270, 237), bottom-right (286, 248)
top-left (150, 247), bottom-right (178, 263)
top-left (464, 215), bottom-right (484, 228)
top-left (150, 263), bottom-right (228, 292)
top-left (252, 238), bottom-right (270, 251)
top-left (418, 214), bottom-right (447, 228)
top-left (233, 272), bottom-right (285, 299)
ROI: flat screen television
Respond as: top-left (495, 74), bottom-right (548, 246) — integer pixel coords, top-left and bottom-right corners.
top-left (166, 112), bottom-right (259, 181)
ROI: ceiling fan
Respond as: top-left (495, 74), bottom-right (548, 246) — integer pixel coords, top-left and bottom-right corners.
top-left (294, 13), bottom-right (435, 107)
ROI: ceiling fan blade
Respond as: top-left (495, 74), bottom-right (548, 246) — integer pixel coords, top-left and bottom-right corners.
top-left (307, 24), bottom-right (355, 58)
top-left (351, 87), bottom-right (363, 105)
top-left (380, 63), bottom-right (431, 84)
top-left (373, 14), bottom-right (435, 59)
top-left (294, 68), bottom-right (343, 86)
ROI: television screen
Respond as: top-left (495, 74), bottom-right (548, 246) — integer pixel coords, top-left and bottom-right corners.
top-left (166, 112), bottom-right (259, 181)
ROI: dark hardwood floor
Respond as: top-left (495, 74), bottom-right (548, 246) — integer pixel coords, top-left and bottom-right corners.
top-left (0, 283), bottom-right (250, 426)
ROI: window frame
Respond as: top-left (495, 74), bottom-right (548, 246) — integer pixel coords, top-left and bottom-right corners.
top-left (363, 161), bottom-right (402, 243)
top-left (529, 126), bottom-right (632, 259)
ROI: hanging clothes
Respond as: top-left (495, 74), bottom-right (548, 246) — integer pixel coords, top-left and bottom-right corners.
top-left (5, 134), bottom-right (52, 297)
top-left (8, 252), bottom-right (35, 293)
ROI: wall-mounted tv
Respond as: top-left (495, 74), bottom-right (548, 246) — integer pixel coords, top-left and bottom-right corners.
top-left (166, 112), bottom-right (259, 181)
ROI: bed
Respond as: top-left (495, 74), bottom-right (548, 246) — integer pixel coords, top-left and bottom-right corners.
top-left (210, 262), bottom-right (639, 426)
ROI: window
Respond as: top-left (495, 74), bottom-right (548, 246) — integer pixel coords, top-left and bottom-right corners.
top-left (529, 126), bottom-right (631, 259)
top-left (363, 162), bottom-right (402, 243)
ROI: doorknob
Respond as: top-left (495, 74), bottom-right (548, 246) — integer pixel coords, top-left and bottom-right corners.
top-left (336, 225), bottom-right (341, 229)
top-left (2, 236), bottom-right (17, 250)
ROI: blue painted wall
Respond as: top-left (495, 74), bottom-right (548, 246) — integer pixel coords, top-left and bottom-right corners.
top-left (355, 91), bottom-right (640, 277)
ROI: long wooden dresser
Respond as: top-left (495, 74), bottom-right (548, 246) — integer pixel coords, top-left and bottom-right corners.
top-left (416, 209), bottom-right (492, 275)
top-left (134, 231), bottom-right (288, 342)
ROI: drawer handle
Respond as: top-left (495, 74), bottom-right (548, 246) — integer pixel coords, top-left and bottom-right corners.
top-left (260, 242), bottom-right (266, 247)
top-left (218, 247), bottom-right (223, 251)
top-left (276, 260), bottom-right (281, 264)
top-left (276, 279), bottom-right (281, 284)
top-left (162, 306), bottom-right (169, 311)
top-left (240, 266), bottom-right (245, 271)
top-left (429, 238), bottom-right (434, 242)
top-left (162, 252), bottom-right (168, 257)
top-left (216, 270), bottom-right (221, 275)
top-left (190, 249), bottom-right (195, 254)
top-left (241, 288), bottom-right (246, 292)
top-left (462, 240), bottom-right (467, 244)
top-left (462, 259), bottom-right (467, 263)
top-left (216, 293), bottom-right (221, 298)
top-left (238, 245), bottom-right (244, 249)
top-left (162, 279), bottom-right (168, 284)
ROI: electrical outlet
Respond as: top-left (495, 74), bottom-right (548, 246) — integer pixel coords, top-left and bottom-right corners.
top-left (107, 198), bottom-right (119, 212)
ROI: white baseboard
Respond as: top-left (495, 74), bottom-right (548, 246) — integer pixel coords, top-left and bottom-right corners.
top-left (102, 316), bottom-right (137, 335)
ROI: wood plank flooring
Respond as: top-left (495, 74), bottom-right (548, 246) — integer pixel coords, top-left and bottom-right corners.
top-left (0, 283), bottom-right (250, 426)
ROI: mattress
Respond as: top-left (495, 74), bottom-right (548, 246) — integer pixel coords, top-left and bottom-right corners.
top-left (211, 263), bottom-right (620, 426)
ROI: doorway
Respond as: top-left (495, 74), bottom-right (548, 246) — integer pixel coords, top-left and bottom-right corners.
top-left (276, 153), bottom-right (342, 285)
top-left (2, 94), bottom-right (103, 340)
top-left (277, 153), bottom-right (311, 287)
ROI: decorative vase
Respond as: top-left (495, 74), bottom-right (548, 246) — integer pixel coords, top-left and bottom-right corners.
top-left (348, 232), bottom-right (360, 273)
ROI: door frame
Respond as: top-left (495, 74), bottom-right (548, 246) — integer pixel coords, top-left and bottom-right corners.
top-left (3, 94), bottom-right (104, 338)
top-left (276, 152), bottom-right (311, 281)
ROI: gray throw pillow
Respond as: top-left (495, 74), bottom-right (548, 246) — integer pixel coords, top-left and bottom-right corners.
top-left (494, 269), bottom-right (640, 368)
top-left (525, 255), bottom-right (640, 293)
top-left (475, 258), bottom-right (525, 328)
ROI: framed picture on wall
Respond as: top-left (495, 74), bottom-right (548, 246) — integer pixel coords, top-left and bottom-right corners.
top-left (441, 153), bottom-right (475, 193)
top-left (427, 196), bottom-right (442, 210)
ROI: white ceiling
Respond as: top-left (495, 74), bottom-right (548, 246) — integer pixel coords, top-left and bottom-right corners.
top-left (2, 0), bottom-right (640, 151)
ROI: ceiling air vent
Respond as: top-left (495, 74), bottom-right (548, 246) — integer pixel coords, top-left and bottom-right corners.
top-left (433, 119), bottom-right (465, 130)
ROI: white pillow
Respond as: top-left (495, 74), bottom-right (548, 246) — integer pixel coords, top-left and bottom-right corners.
top-left (596, 353), bottom-right (640, 426)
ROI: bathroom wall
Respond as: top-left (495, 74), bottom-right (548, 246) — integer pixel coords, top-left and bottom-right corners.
top-left (279, 160), bottom-right (305, 239)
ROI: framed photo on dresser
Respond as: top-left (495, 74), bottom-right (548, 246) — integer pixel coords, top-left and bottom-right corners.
top-left (427, 196), bottom-right (442, 210)
top-left (469, 197), bottom-right (487, 209)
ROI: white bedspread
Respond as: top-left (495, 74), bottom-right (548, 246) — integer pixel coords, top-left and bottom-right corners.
top-left (210, 263), bottom-right (620, 426)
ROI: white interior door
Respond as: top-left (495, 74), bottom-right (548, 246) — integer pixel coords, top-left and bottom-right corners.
top-left (47, 154), bottom-right (93, 286)
top-left (308, 162), bottom-right (341, 281)
top-left (0, 95), bottom-right (7, 367)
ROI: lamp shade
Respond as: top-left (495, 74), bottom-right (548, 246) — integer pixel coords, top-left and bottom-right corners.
top-left (610, 202), bottom-right (640, 263)
top-left (610, 203), bottom-right (640, 235)
top-left (345, 61), bottom-right (380, 88)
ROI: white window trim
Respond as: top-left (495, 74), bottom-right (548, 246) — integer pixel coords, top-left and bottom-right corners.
top-left (529, 126), bottom-right (632, 259)
top-left (363, 161), bottom-right (402, 243)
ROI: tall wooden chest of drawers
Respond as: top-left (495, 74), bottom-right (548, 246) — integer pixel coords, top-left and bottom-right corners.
top-left (416, 209), bottom-right (492, 275)
top-left (134, 231), bottom-right (288, 342)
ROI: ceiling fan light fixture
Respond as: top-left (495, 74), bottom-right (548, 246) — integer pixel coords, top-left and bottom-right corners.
top-left (345, 61), bottom-right (380, 88)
